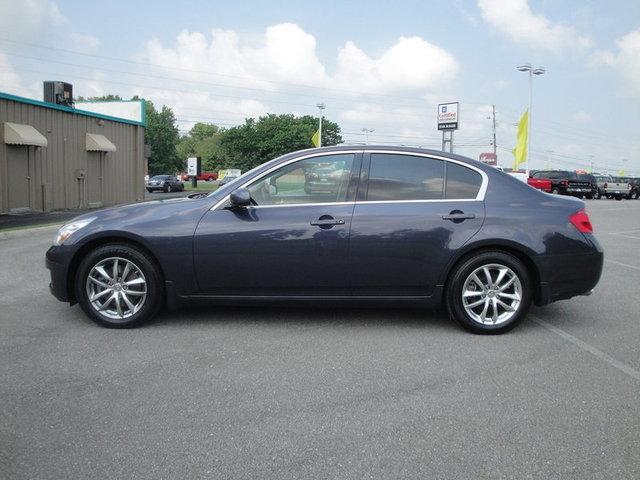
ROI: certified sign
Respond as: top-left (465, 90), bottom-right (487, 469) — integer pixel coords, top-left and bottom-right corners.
top-left (187, 157), bottom-right (199, 176)
top-left (437, 102), bottom-right (459, 130)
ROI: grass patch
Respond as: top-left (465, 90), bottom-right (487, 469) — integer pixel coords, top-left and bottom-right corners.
top-left (183, 182), bottom-right (218, 192)
top-left (0, 221), bottom-right (63, 233)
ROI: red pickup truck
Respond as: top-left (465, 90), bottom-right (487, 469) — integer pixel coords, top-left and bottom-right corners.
top-left (181, 171), bottom-right (218, 182)
top-left (527, 173), bottom-right (552, 192)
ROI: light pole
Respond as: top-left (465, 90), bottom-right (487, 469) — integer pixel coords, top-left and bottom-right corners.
top-left (361, 128), bottom-right (374, 143)
top-left (316, 103), bottom-right (325, 147)
top-left (516, 63), bottom-right (545, 173)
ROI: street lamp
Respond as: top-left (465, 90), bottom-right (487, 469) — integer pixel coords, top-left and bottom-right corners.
top-left (361, 128), bottom-right (374, 143)
top-left (316, 103), bottom-right (326, 147)
top-left (516, 63), bottom-right (545, 173)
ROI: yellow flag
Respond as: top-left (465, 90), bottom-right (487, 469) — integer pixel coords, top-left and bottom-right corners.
top-left (512, 109), bottom-right (529, 170)
top-left (311, 129), bottom-right (320, 147)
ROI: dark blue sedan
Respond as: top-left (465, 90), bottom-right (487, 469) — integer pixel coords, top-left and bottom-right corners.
top-left (46, 146), bottom-right (603, 334)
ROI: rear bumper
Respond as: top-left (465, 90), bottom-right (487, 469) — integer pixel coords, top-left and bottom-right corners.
top-left (534, 236), bottom-right (603, 305)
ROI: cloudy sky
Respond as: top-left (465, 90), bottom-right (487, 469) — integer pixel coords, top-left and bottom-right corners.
top-left (1, 0), bottom-right (638, 174)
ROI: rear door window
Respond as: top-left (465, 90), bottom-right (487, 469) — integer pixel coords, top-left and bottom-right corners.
top-left (367, 154), bottom-right (444, 201)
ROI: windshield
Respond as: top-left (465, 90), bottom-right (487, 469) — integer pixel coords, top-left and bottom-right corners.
top-left (150, 175), bottom-right (169, 180)
top-left (207, 163), bottom-right (265, 196)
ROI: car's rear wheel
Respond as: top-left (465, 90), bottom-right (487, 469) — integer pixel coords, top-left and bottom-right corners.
top-left (551, 187), bottom-right (559, 195)
top-left (75, 244), bottom-right (164, 328)
top-left (446, 251), bottom-right (532, 334)
top-left (166, 184), bottom-right (173, 193)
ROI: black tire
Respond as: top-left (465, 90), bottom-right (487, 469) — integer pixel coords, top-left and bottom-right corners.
top-left (207, 177), bottom-right (214, 182)
top-left (551, 187), bottom-right (559, 195)
top-left (446, 250), bottom-right (532, 334)
top-left (594, 190), bottom-right (601, 199)
top-left (166, 184), bottom-right (173, 193)
top-left (631, 192), bottom-right (638, 200)
top-left (585, 195), bottom-right (593, 200)
top-left (74, 243), bottom-right (164, 328)
top-left (615, 196), bottom-right (622, 201)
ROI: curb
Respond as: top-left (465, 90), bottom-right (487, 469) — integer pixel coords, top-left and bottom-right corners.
top-left (0, 224), bottom-right (61, 241)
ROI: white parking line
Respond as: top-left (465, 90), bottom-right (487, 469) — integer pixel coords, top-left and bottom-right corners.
top-left (614, 233), bottom-right (640, 241)
top-left (604, 258), bottom-right (640, 271)
top-left (532, 316), bottom-right (640, 382)
top-left (606, 228), bottom-right (640, 235)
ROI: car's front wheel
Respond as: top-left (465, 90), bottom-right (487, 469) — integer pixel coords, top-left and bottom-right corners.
top-left (446, 251), bottom-right (532, 334)
top-left (75, 244), bottom-right (164, 328)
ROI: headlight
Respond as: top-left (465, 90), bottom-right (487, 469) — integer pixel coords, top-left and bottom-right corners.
top-left (53, 217), bottom-right (96, 246)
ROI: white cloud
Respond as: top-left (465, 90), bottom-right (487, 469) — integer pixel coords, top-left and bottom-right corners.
top-left (0, 53), bottom-right (34, 97)
top-left (139, 23), bottom-right (459, 131)
top-left (142, 23), bottom-right (458, 95)
top-left (477, 0), bottom-right (592, 52)
top-left (0, 0), bottom-right (66, 40)
top-left (591, 28), bottom-right (640, 97)
top-left (571, 110), bottom-right (592, 124)
top-left (70, 32), bottom-right (101, 51)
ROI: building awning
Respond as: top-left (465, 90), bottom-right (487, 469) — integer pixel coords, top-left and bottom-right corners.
top-left (4, 122), bottom-right (48, 147)
top-left (86, 133), bottom-right (116, 152)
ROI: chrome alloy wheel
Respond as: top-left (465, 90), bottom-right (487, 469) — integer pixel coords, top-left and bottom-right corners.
top-left (85, 257), bottom-right (147, 320)
top-left (461, 263), bottom-right (522, 326)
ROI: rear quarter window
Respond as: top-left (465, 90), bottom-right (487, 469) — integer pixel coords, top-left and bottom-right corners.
top-left (445, 162), bottom-right (483, 199)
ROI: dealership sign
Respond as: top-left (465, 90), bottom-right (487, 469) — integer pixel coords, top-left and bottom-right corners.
top-left (187, 157), bottom-right (201, 176)
top-left (437, 102), bottom-right (459, 130)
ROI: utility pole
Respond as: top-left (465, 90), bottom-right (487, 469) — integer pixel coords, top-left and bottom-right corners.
top-left (361, 128), bottom-right (374, 143)
top-left (491, 104), bottom-right (497, 157)
top-left (316, 103), bottom-right (325, 147)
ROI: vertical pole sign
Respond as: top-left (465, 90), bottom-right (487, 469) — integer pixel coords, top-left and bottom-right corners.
top-left (187, 157), bottom-right (201, 188)
top-left (437, 102), bottom-right (459, 153)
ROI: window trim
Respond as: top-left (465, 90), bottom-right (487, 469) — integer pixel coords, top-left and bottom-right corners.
top-left (363, 150), bottom-right (487, 203)
top-left (211, 149), bottom-right (488, 210)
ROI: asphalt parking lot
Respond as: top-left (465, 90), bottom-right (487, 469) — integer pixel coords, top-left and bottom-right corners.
top-left (1, 199), bottom-right (639, 479)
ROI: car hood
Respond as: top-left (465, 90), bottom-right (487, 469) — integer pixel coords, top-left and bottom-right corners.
top-left (63, 196), bottom-right (212, 243)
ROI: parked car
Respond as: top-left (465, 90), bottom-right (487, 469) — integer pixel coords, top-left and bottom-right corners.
top-left (180, 172), bottom-right (218, 182)
top-left (46, 146), bottom-right (603, 334)
top-left (530, 170), bottom-right (594, 196)
top-left (304, 160), bottom-right (351, 195)
top-left (218, 175), bottom-right (240, 186)
top-left (599, 175), bottom-right (631, 200)
top-left (575, 173), bottom-right (598, 199)
top-left (527, 171), bottom-right (552, 192)
top-left (146, 175), bottom-right (184, 193)
top-left (618, 177), bottom-right (639, 200)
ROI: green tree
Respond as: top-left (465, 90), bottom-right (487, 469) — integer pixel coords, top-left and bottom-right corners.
top-left (219, 114), bottom-right (342, 171)
top-left (176, 123), bottom-right (224, 171)
top-left (145, 100), bottom-right (180, 174)
top-left (76, 94), bottom-right (123, 102)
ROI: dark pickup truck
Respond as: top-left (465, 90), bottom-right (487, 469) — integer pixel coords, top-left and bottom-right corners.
top-left (529, 170), bottom-right (596, 198)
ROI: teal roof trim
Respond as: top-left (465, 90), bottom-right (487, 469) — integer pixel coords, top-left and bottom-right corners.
top-left (0, 91), bottom-right (146, 127)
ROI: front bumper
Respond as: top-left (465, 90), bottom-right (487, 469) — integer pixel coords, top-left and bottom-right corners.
top-left (46, 246), bottom-right (74, 303)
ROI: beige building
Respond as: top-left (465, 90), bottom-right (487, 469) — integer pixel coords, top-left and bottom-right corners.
top-left (0, 91), bottom-right (146, 214)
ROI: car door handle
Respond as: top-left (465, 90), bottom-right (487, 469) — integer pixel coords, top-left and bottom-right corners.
top-left (442, 213), bottom-right (476, 221)
top-left (310, 217), bottom-right (345, 227)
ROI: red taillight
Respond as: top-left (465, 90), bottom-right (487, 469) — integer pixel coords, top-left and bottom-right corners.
top-left (569, 209), bottom-right (593, 234)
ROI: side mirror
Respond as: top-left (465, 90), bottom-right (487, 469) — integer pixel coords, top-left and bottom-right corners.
top-left (229, 187), bottom-right (251, 207)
